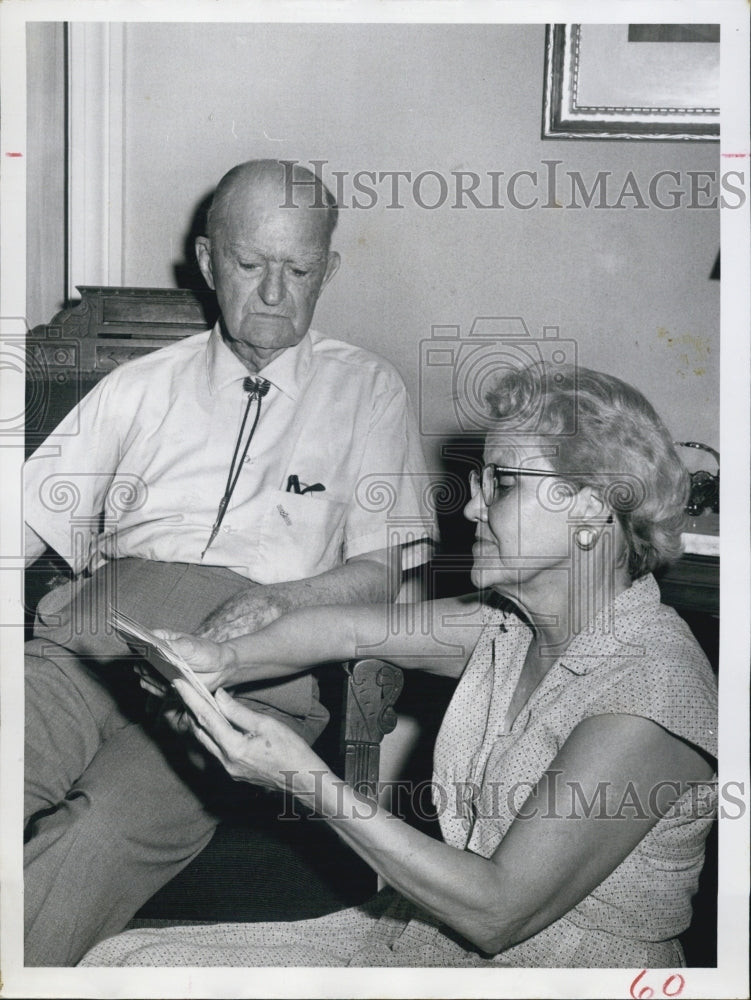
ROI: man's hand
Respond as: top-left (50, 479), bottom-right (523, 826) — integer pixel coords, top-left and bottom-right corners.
top-left (197, 590), bottom-right (281, 642)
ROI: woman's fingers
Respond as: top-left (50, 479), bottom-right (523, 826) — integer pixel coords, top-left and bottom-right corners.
top-left (150, 627), bottom-right (187, 642)
top-left (186, 716), bottom-right (226, 761)
top-left (171, 683), bottom-right (314, 796)
top-left (149, 628), bottom-right (215, 668)
top-left (213, 687), bottom-right (269, 730)
top-left (172, 682), bottom-right (285, 787)
top-left (173, 678), bottom-right (235, 739)
top-left (139, 676), bottom-right (168, 697)
top-left (161, 703), bottom-right (192, 735)
top-left (168, 635), bottom-right (224, 683)
top-left (134, 663), bottom-right (170, 697)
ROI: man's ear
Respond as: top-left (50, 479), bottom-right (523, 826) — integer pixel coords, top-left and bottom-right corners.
top-left (195, 237), bottom-right (215, 291)
top-left (319, 251), bottom-right (341, 293)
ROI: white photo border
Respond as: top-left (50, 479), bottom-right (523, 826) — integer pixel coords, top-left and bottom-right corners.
top-left (1, 1), bottom-right (748, 998)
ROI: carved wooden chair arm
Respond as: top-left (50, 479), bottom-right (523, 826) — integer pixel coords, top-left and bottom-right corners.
top-left (341, 658), bottom-right (404, 798)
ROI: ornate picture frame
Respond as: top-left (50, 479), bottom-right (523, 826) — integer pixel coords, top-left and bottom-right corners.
top-left (543, 23), bottom-right (720, 141)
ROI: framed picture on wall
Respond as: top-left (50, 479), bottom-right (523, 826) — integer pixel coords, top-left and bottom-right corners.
top-left (543, 23), bottom-right (720, 140)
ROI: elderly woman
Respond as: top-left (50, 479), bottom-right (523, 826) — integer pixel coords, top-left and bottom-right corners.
top-left (81, 365), bottom-right (717, 968)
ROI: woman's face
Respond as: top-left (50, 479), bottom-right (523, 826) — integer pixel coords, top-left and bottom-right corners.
top-left (464, 440), bottom-right (584, 596)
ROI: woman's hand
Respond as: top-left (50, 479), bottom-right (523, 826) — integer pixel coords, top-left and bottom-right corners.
top-left (172, 680), bottom-right (319, 793)
top-left (148, 628), bottom-right (229, 690)
top-left (135, 628), bottom-right (230, 736)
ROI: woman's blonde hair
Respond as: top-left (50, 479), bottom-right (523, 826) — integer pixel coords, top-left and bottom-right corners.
top-left (484, 364), bottom-right (689, 578)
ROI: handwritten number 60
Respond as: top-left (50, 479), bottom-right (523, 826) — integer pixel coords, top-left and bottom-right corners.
top-left (630, 970), bottom-right (686, 999)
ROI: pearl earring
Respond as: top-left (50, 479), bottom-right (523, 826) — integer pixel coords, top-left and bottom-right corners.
top-left (574, 526), bottom-right (599, 551)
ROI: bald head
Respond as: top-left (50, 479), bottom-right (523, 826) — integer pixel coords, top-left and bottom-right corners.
top-left (195, 159), bottom-right (341, 373)
top-left (206, 160), bottom-right (338, 249)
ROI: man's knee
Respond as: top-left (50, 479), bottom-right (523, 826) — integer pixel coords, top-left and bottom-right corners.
top-left (24, 782), bottom-right (218, 967)
top-left (25, 642), bottom-right (128, 733)
top-left (26, 758), bottom-right (219, 873)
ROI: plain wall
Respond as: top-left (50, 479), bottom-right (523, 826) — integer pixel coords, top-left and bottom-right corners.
top-left (115, 23), bottom-right (719, 465)
top-left (26, 22), bottom-right (66, 329)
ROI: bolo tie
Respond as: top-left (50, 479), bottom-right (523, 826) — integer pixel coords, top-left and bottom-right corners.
top-left (201, 375), bottom-right (270, 559)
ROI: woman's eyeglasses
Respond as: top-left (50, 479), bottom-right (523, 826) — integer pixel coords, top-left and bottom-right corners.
top-left (468, 464), bottom-right (555, 507)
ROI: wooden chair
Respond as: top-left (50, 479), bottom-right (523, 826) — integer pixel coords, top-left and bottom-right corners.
top-left (25, 288), bottom-right (718, 946)
top-left (25, 285), bottom-right (405, 921)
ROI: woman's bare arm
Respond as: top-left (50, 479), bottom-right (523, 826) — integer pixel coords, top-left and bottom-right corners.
top-left (176, 682), bottom-right (713, 956)
top-left (321, 712), bottom-right (713, 953)
top-left (200, 593), bottom-right (488, 687)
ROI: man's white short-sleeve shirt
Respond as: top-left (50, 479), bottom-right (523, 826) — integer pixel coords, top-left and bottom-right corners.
top-left (24, 326), bottom-right (435, 584)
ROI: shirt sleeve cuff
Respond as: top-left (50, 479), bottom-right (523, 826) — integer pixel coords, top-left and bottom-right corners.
top-left (344, 530), bottom-right (437, 570)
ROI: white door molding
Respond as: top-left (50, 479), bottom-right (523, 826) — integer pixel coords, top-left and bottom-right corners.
top-left (67, 22), bottom-right (125, 299)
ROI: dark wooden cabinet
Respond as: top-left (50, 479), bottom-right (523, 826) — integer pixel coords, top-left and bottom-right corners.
top-left (657, 553), bottom-right (719, 617)
top-left (657, 553), bottom-right (719, 673)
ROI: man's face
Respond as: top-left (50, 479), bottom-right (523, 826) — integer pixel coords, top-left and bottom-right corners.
top-left (196, 178), bottom-right (339, 371)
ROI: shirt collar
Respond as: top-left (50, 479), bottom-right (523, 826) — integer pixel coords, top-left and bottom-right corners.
top-left (205, 322), bottom-right (312, 401)
top-left (557, 574), bottom-right (661, 676)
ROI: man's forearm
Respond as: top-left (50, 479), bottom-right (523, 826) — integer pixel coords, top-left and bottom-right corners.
top-left (266, 555), bottom-right (396, 613)
top-left (199, 550), bottom-right (398, 642)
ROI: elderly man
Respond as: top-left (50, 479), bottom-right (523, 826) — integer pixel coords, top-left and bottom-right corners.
top-left (23, 160), bottom-right (433, 965)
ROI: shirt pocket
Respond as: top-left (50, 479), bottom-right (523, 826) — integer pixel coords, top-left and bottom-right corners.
top-left (256, 489), bottom-right (348, 584)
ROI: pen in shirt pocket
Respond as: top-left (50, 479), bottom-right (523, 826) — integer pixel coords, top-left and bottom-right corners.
top-left (286, 474), bottom-right (326, 496)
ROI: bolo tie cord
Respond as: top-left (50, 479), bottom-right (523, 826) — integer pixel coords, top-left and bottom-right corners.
top-left (201, 376), bottom-right (270, 559)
